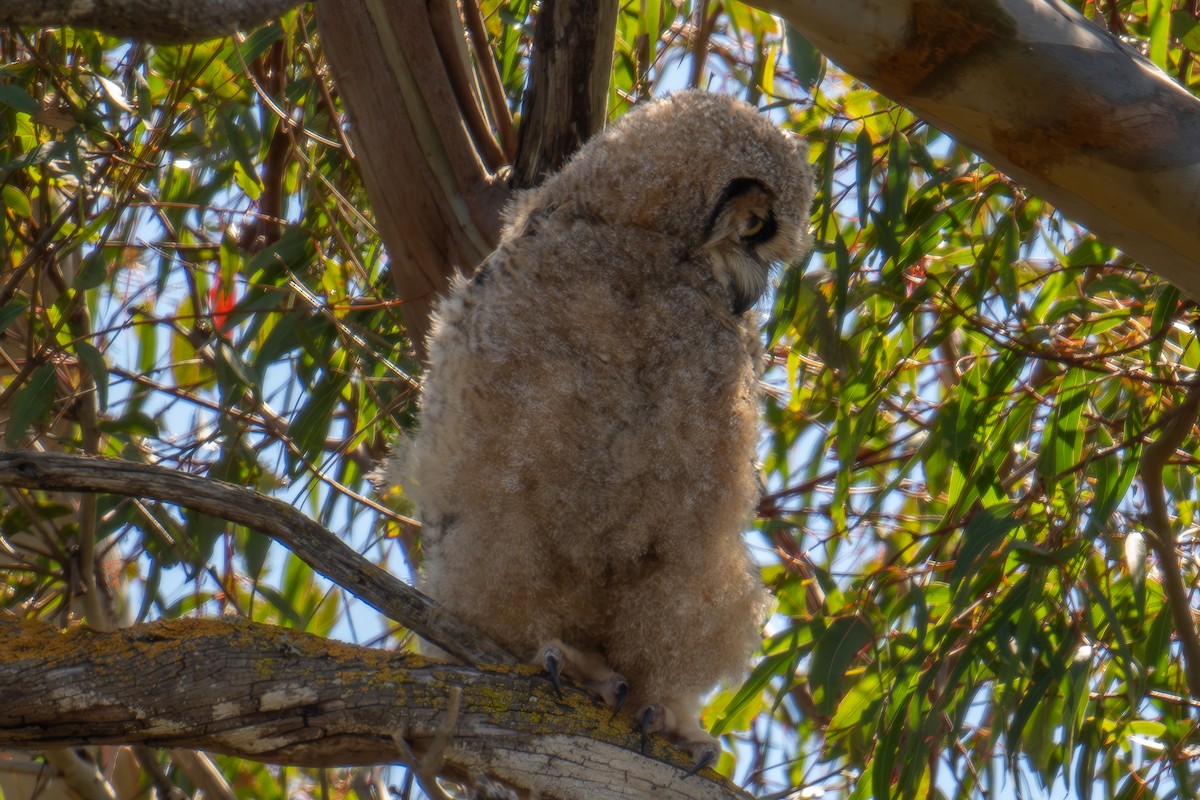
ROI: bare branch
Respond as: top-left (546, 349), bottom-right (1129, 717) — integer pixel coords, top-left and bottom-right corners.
top-left (760, 0), bottom-right (1200, 294)
top-left (0, 451), bottom-right (512, 665)
top-left (0, 617), bottom-right (752, 800)
top-left (1138, 381), bottom-right (1200, 698)
top-left (427, 0), bottom-right (508, 173)
top-left (0, 0), bottom-right (301, 43)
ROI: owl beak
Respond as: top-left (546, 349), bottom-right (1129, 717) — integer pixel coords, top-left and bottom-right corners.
top-left (729, 253), bottom-right (771, 315)
top-left (731, 283), bottom-right (757, 315)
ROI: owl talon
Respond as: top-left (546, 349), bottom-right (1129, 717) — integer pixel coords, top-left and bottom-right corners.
top-left (587, 670), bottom-right (629, 711)
top-left (540, 645), bottom-right (565, 696)
top-left (638, 703), bottom-right (666, 752)
top-left (683, 741), bottom-right (719, 776)
top-left (611, 677), bottom-right (629, 714)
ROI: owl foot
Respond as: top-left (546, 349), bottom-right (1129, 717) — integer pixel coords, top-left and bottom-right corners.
top-left (536, 640), bottom-right (628, 709)
top-left (637, 701), bottom-right (720, 772)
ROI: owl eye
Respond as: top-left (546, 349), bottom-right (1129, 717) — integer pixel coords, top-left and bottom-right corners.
top-left (739, 211), bottom-right (776, 243)
top-left (741, 215), bottom-right (765, 239)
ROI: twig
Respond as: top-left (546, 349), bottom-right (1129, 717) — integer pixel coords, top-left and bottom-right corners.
top-left (392, 686), bottom-right (462, 800)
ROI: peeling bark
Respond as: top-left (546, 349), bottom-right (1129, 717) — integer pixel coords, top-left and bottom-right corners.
top-left (0, 617), bottom-right (752, 800)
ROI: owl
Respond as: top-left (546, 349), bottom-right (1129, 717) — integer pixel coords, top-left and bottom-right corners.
top-left (400, 90), bottom-right (814, 764)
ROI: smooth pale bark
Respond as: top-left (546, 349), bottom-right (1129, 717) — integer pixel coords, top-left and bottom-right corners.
top-left (0, 617), bottom-right (751, 800)
top-left (763, 0), bottom-right (1200, 292)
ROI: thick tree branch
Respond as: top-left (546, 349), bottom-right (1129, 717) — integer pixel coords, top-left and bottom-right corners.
top-left (1138, 381), bottom-right (1200, 698)
top-left (761, 0), bottom-right (1200, 292)
top-left (511, 0), bottom-right (619, 188)
top-left (317, 0), bottom-right (509, 353)
top-left (0, 617), bottom-right (751, 800)
top-left (0, 0), bottom-right (298, 43)
top-left (0, 451), bottom-right (512, 665)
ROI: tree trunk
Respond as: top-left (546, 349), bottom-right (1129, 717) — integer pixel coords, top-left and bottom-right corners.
top-left (511, 0), bottom-right (619, 187)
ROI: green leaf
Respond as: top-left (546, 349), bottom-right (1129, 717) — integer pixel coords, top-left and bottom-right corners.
top-left (5, 363), bottom-right (57, 447)
top-left (215, 339), bottom-right (258, 395)
top-left (0, 84), bottom-right (38, 115)
top-left (0, 299), bottom-right (29, 335)
top-left (72, 340), bottom-right (109, 411)
top-left (290, 372), bottom-right (345, 468)
top-left (710, 647), bottom-right (795, 736)
top-left (827, 670), bottom-right (882, 759)
top-left (784, 24), bottom-right (823, 91)
top-left (97, 410), bottom-right (159, 438)
top-left (233, 159), bottom-right (262, 200)
top-left (1174, 9), bottom-right (1200, 49)
top-left (884, 130), bottom-right (910, 229)
top-left (1038, 367), bottom-right (1089, 489)
top-left (1147, 0), bottom-right (1169, 69)
top-left (856, 125), bottom-right (872, 224)
top-left (2, 184), bottom-right (31, 217)
top-left (232, 22), bottom-right (283, 66)
top-left (949, 503), bottom-right (1021, 594)
top-left (811, 614), bottom-right (873, 715)
top-left (73, 250), bottom-right (109, 290)
top-left (0, 141), bottom-right (70, 179)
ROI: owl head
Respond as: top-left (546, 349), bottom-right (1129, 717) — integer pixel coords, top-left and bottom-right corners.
top-left (503, 90), bottom-right (814, 314)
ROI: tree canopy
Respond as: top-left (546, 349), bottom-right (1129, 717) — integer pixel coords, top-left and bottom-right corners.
top-left (2, 1), bottom-right (1200, 799)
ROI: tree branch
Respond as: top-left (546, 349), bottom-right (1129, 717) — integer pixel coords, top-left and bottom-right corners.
top-left (760, 0), bottom-right (1200, 293)
top-left (317, 0), bottom-right (509, 353)
top-left (461, 0), bottom-right (518, 161)
top-left (0, 451), bottom-right (512, 665)
top-left (0, 617), bottom-right (751, 800)
top-left (511, 0), bottom-right (619, 188)
top-left (1138, 381), bottom-right (1200, 698)
top-left (0, 0), bottom-right (300, 43)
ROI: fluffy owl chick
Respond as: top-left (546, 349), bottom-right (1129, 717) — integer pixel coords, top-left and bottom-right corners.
top-left (403, 90), bottom-right (814, 761)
